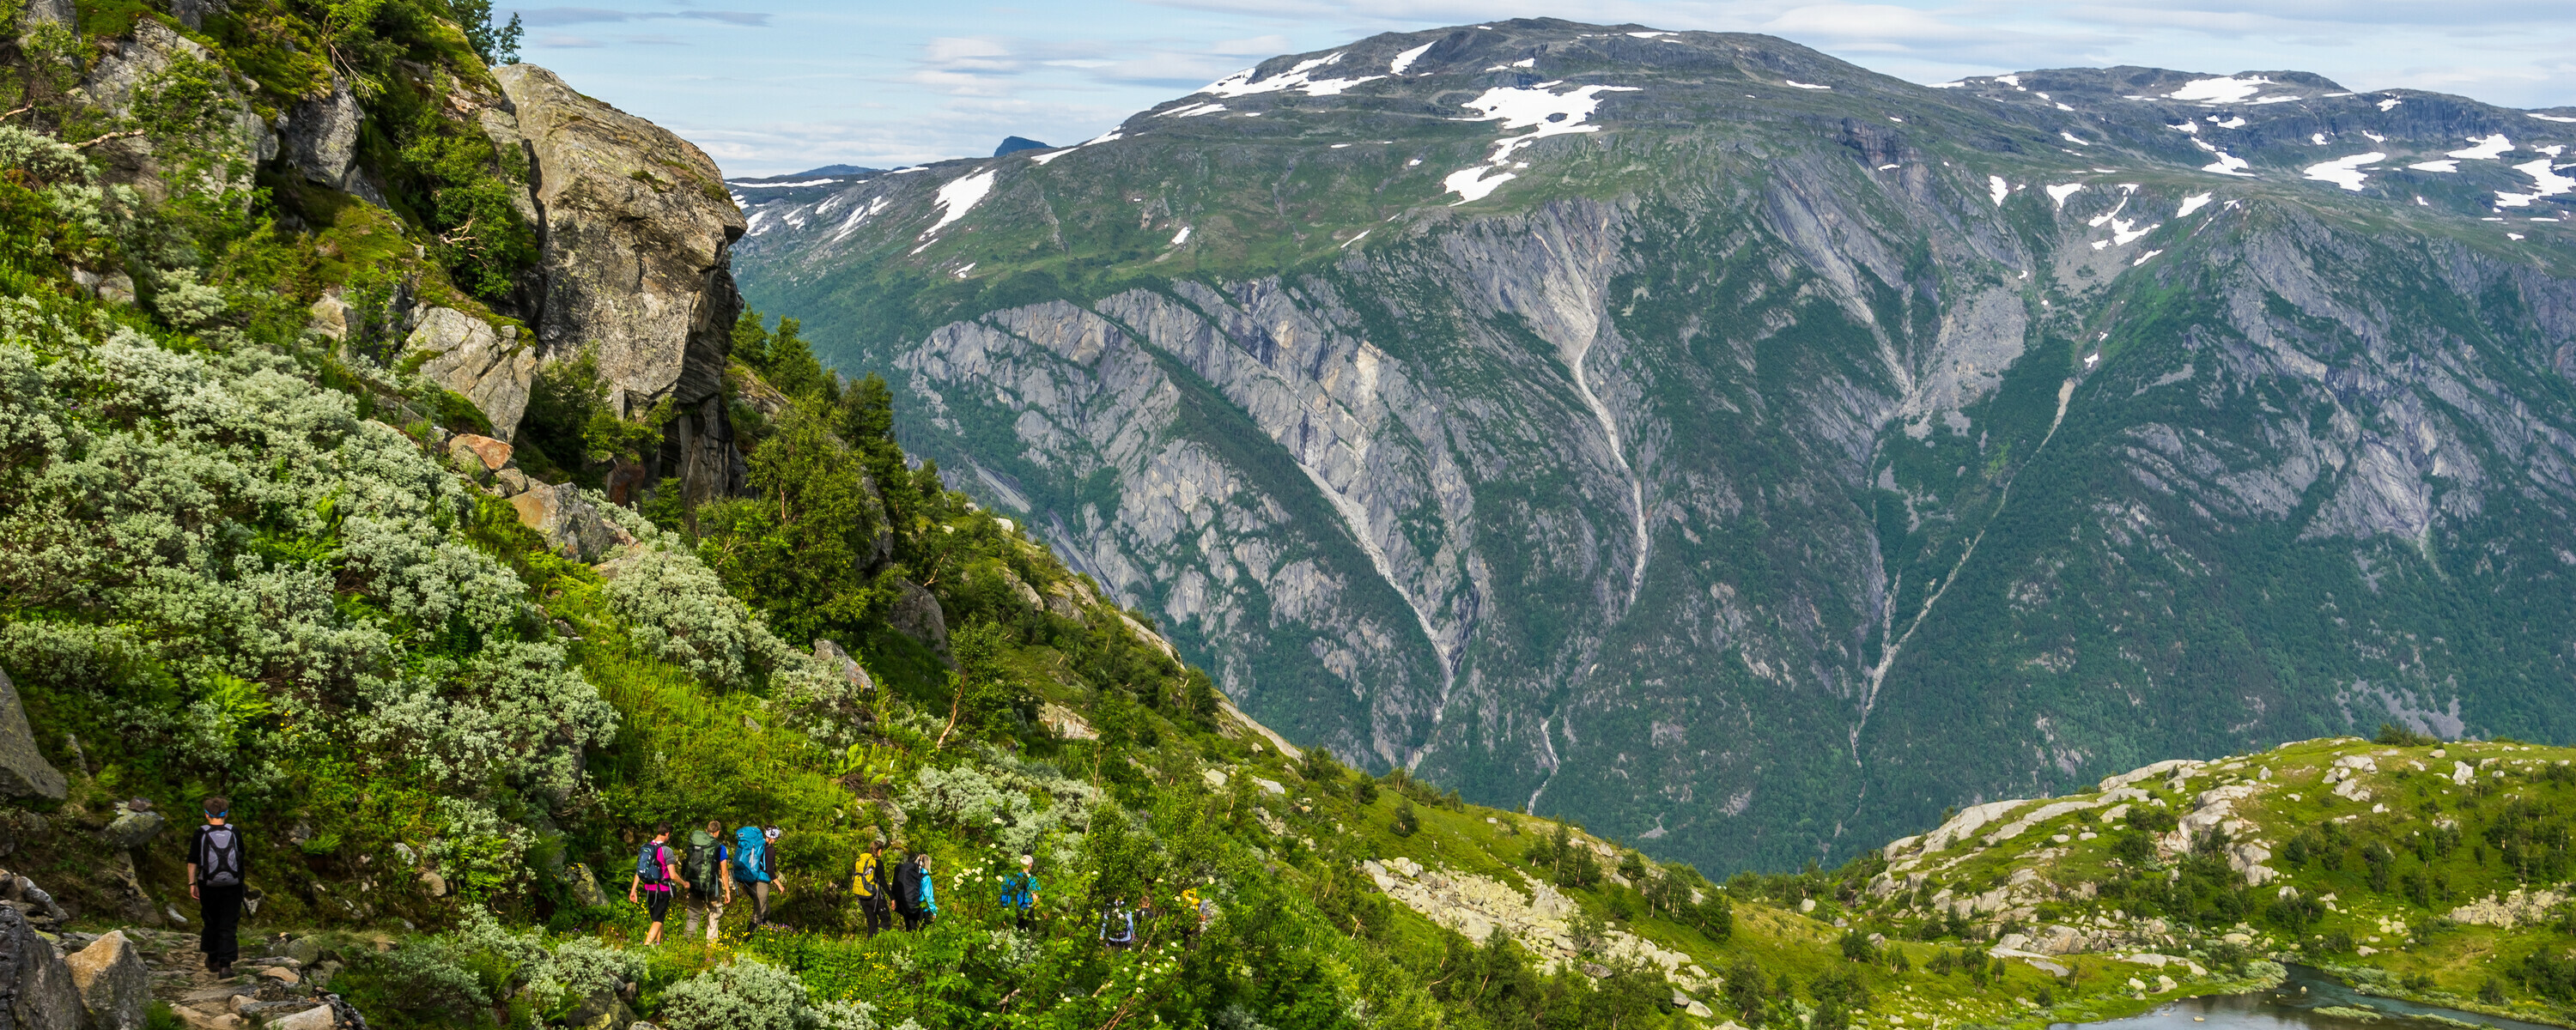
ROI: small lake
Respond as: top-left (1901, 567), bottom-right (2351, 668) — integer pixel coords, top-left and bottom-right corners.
top-left (2056, 966), bottom-right (2567, 1030)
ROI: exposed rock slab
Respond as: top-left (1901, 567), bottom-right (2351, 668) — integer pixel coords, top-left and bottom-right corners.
top-left (511, 483), bottom-right (623, 562)
top-left (407, 309), bottom-right (538, 439)
top-left (279, 79), bottom-right (361, 189)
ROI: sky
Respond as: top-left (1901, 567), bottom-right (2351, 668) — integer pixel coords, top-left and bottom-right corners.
top-left (501, 1), bottom-right (2576, 177)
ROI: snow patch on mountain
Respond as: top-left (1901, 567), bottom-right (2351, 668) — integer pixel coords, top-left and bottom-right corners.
top-left (2449, 135), bottom-right (2513, 161)
top-left (2495, 158), bottom-right (2575, 207)
top-left (914, 169), bottom-right (996, 250)
top-left (2303, 153), bottom-right (2385, 191)
top-left (1441, 82), bottom-right (1642, 203)
top-left (2169, 76), bottom-right (2271, 104)
top-left (1389, 41), bottom-right (1435, 75)
top-left (1200, 52), bottom-right (1384, 99)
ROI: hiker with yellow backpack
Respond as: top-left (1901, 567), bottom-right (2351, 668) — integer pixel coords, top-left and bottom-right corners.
top-left (849, 838), bottom-right (895, 936)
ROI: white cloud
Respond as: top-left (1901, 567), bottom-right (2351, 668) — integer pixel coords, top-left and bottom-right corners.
top-left (523, 0), bottom-right (2576, 177)
top-left (1212, 34), bottom-right (1294, 55)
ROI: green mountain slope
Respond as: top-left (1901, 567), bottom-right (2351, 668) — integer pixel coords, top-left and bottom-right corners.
top-left (731, 18), bottom-right (2576, 874)
top-left (11, 8), bottom-right (2576, 1030)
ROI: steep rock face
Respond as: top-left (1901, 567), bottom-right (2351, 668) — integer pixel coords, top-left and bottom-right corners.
top-left (74, 20), bottom-right (276, 200)
top-left (493, 65), bottom-right (743, 411)
top-left (736, 21), bottom-right (2576, 869)
top-left (495, 63), bottom-right (749, 502)
top-left (0, 669), bottom-right (65, 801)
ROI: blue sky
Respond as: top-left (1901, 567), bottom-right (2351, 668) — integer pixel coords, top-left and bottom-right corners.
top-left (505, 1), bottom-right (2576, 177)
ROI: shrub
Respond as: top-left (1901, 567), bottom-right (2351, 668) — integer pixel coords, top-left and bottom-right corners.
top-left (658, 956), bottom-right (884, 1030)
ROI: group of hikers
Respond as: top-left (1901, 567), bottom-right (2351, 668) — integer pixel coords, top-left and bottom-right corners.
top-left (629, 821), bottom-right (1215, 949)
top-left (176, 795), bottom-right (1210, 980)
top-left (628, 822), bottom-right (949, 944)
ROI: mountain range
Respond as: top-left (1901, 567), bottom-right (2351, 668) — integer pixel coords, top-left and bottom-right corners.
top-left (731, 18), bottom-right (2576, 874)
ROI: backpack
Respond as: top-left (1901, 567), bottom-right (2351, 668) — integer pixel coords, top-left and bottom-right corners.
top-left (851, 851), bottom-right (879, 898)
top-left (200, 826), bottom-right (244, 888)
top-left (732, 826), bottom-right (768, 882)
top-left (683, 832), bottom-right (722, 888)
top-left (892, 858), bottom-right (922, 909)
top-left (635, 842), bottom-right (669, 884)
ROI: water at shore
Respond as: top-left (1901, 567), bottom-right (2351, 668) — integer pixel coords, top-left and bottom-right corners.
top-left (2056, 966), bottom-right (2566, 1030)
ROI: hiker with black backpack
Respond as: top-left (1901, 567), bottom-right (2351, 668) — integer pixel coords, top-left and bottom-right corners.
top-left (850, 837), bottom-right (893, 937)
top-left (681, 821), bottom-right (733, 944)
top-left (627, 823), bottom-right (685, 946)
top-left (185, 796), bottom-right (246, 976)
top-left (891, 849), bottom-right (934, 931)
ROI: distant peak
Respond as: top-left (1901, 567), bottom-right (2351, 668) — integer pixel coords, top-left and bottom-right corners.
top-left (994, 136), bottom-right (1050, 157)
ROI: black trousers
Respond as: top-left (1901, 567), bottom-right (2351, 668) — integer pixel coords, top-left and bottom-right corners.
top-left (199, 882), bottom-right (245, 970)
top-left (901, 907), bottom-right (930, 931)
top-left (860, 895), bottom-right (891, 936)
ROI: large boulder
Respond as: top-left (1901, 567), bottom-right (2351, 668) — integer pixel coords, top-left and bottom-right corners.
top-left (66, 930), bottom-right (152, 1030)
top-left (813, 639), bottom-right (876, 695)
top-left (406, 309), bottom-right (538, 439)
top-left (104, 809), bottom-right (167, 850)
top-left (888, 581), bottom-right (951, 657)
top-left (510, 484), bottom-right (622, 563)
top-left (279, 78), bottom-right (362, 190)
top-left (0, 668), bottom-right (68, 801)
top-left (491, 64), bottom-right (744, 427)
top-left (0, 905), bottom-right (83, 1030)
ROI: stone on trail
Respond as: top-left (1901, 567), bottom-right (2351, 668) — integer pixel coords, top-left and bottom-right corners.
top-left (264, 1004), bottom-right (335, 1030)
top-left (67, 930), bottom-right (153, 1030)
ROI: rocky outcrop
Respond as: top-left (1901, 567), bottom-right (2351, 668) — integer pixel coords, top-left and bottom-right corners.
top-left (0, 904), bottom-right (82, 1030)
top-left (2450, 888), bottom-right (2567, 928)
top-left (406, 310), bottom-right (538, 439)
top-left (279, 79), bottom-right (362, 191)
top-left (66, 930), bottom-right (151, 1030)
top-left (493, 63), bottom-right (749, 506)
top-left (72, 21), bottom-right (276, 199)
top-left (1361, 856), bottom-right (1712, 993)
top-left (103, 809), bottom-right (166, 851)
top-left (447, 434), bottom-right (514, 474)
top-left (511, 484), bottom-right (624, 562)
top-left (493, 65), bottom-right (743, 411)
top-left (0, 669), bottom-right (66, 801)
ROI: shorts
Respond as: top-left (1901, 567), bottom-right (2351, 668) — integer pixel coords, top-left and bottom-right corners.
top-left (644, 889), bottom-right (673, 923)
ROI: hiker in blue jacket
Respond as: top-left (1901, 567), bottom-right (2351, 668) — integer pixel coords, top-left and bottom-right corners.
top-left (998, 853), bottom-right (1041, 930)
top-left (732, 824), bottom-right (775, 928)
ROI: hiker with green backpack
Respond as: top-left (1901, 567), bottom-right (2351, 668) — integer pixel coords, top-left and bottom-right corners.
top-left (627, 823), bottom-right (685, 946)
top-left (681, 821), bottom-right (734, 943)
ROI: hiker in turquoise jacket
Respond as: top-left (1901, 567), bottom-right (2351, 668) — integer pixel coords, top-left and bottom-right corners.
top-left (998, 853), bottom-right (1040, 930)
